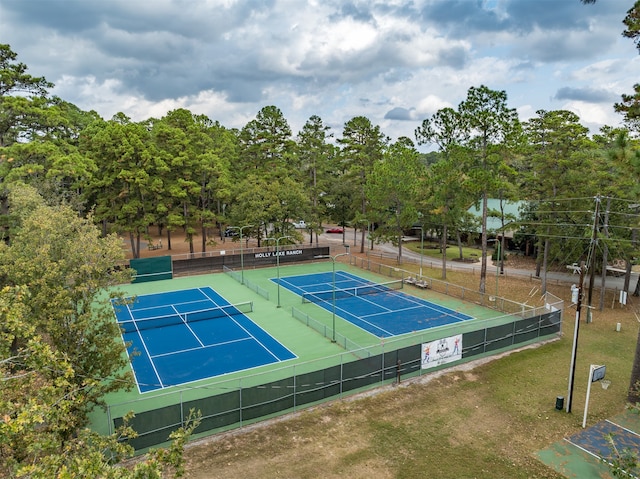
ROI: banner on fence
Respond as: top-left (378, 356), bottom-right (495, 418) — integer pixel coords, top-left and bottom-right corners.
top-left (421, 334), bottom-right (462, 369)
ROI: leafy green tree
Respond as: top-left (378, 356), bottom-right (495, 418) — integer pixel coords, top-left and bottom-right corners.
top-left (1, 130), bottom-right (98, 214)
top-left (366, 137), bottom-right (425, 260)
top-left (338, 116), bottom-right (387, 253)
top-left (0, 282), bottom-right (200, 477)
top-left (612, 0), bottom-right (640, 132)
top-left (0, 44), bottom-right (53, 148)
top-left (416, 107), bottom-right (474, 279)
top-left (0, 184), bottom-right (133, 441)
top-left (238, 105), bottom-right (297, 174)
top-left (207, 121), bottom-right (238, 237)
top-left (0, 46), bottom-right (99, 213)
top-left (324, 174), bottom-right (358, 244)
top-left (415, 107), bottom-right (466, 152)
top-left (522, 110), bottom-right (593, 293)
top-left (150, 110), bottom-right (232, 253)
top-left (622, 0), bottom-right (640, 49)
top-left (297, 115), bottom-right (335, 244)
top-left (458, 85), bottom-right (519, 293)
top-left (1, 184), bottom-right (204, 475)
top-left (615, 83), bottom-right (640, 131)
top-left (81, 114), bottom-right (159, 257)
top-left (231, 106), bottom-right (309, 239)
top-left (601, 0), bottom-right (640, 430)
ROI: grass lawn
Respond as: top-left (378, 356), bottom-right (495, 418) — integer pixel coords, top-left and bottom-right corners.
top-left (405, 239), bottom-right (486, 262)
top-left (180, 258), bottom-right (636, 478)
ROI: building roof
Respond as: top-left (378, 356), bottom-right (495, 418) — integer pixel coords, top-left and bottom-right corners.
top-left (467, 199), bottom-right (524, 237)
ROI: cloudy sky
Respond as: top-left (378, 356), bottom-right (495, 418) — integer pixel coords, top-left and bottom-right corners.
top-left (2, 0), bottom-right (639, 148)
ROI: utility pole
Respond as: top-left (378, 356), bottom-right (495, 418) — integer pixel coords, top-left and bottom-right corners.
top-left (567, 260), bottom-right (586, 413)
top-left (586, 196), bottom-right (600, 323)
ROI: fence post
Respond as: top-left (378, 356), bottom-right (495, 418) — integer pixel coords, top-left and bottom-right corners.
top-left (293, 365), bottom-right (297, 411)
top-left (107, 405), bottom-right (113, 435)
top-left (340, 358), bottom-right (344, 398)
top-left (180, 390), bottom-right (184, 427)
top-left (239, 382), bottom-right (243, 427)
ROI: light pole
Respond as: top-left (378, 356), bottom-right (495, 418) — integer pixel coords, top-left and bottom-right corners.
top-left (266, 235), bottom-right (292, 308)
top-left (316, 245), bottom-right (350, 342)
top-left (489, 238), bottom-right (501, 297)
top-left (228, 224), bottom-right (253, 285)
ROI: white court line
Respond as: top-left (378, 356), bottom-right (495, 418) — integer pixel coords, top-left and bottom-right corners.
top-left (123, 303), bottom-right (164, 390)
top-left (563, 431), bottom-right (639, 479)
top-left (198, 286), bottom-right (224, 307)
top-left (562, 437), bottom-right (603, 461)
top-left (277, 276), bottom-right (304, 292)
top-left (605, 419), bottom-right (640, 437)
top-left (171, 304), bottom-right (205, 347)
top-left (151, 336), bottom-right (253, 358)
top-left (362, 304), bottom-right (427, 318)
top-left (201, 299), bottom-right (285, 362)
top-left (158, 291), bottom-right (284, 363)
top-left (227, 314), bottom-right (282, 361)
top-left (400, 293), bottom-right (471, 320)
top-left (355, 292), bottom-right (394, 312)
top-left (562, 437), bottom-right (632, 478)
top-left (330, 301), bottom-right (395, 337)
top-left (362, 304), bottom-right (468, 324)
top-left (131, 297), bottom-right (214, 314)
top-left (378, 287), bottom-right (474, 319)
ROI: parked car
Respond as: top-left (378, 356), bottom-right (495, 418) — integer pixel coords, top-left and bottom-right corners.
top-left (326, 227), bottom-right (344, 234)
top-left (223, 227), bottom-right (238, 237)
top-left (292, 220), bottom-right (306, 229)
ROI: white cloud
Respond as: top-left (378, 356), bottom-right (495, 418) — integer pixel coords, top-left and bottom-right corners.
top-left (561, 100), bottom-right (620, 132)
top-left (2, 0), bottom-right (640, 145)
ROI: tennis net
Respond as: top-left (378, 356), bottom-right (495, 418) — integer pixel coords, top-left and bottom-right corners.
top-left (118, 301), bottom-right (253, 333)
top-left (301, 280), bottom-right (403, 304)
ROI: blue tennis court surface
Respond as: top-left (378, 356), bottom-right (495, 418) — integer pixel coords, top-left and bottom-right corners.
top-left (566, 419), bottom-right (640, 468)
top-left (275, 271), bottom-right (474, 338)
top-left (112, 287), bottom-right (296, 393)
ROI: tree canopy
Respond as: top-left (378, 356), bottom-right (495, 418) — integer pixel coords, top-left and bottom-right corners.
top-left (4, 37), bottom-right (640, 475)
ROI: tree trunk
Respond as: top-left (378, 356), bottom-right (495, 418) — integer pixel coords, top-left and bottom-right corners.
top-left (625, 226), bottom-right (637, 293)
top-left (479, 193), bottom-right (488, 294)
top-left (599, 244), bottom-right (608, 311)
top-left (624, 260), bottom-right (633, 293)
top-left (535, 235), bottom-right (542, 277)
top-left (441, 223), bottom-right (447, 280)
top-left (188, 233), bottom-right (194, 255)
top-left (129, 232), bottom-right (139, 258)
top-left (628, 326), bottom-right (640, 404)
top-left (541, 237), bottom-right (550, 294)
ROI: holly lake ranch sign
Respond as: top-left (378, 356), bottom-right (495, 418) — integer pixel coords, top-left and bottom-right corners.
top-left (254, 249), bottom-right (303, 259)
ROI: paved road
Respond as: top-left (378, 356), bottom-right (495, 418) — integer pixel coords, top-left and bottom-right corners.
top-left (313, 227), bottom-right (634, 293)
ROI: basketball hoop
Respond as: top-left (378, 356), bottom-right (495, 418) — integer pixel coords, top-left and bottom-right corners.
top-left (601, 379), bottom-right (611, 390)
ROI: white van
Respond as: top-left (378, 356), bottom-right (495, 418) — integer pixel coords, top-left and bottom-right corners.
top-left (292, 220), bottom-right (306, 229)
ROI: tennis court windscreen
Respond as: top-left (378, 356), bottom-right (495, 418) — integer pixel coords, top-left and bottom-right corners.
top-left (302, 280), bottom-right (403, 304)
top-left (130, 256), bottom-right (173, 283)
top-left (117, 301), bottom-right (253, 333)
